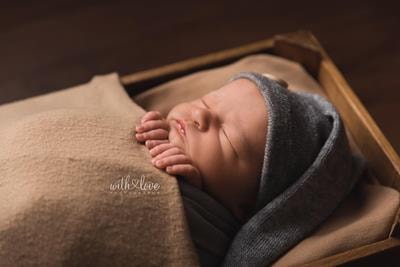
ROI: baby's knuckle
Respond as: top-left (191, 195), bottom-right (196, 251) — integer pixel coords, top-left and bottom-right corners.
top-left (172, 146), bottom-right (181, 151)
top-left (142, 113), bottom-right (151, 120)
top-left (141, 121), bottom-right (150, 127)
top-left (156, 160), bottom-right (164, 167)
top-left (170, 147), bottom-right (179, 153)
top-left (148, 111), bottom-right (158, 118)
top-left (156, 145), bottom-right (165, 151)
top-left (150, 120), bottom-right (159, 127)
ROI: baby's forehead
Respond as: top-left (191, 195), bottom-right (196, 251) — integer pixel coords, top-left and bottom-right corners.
top-left (205, 79), bottom-right (263, 102)
top-left (204, 87), bottom-right (224, 101)
top-left (204, 80), bottom-right (267, 160)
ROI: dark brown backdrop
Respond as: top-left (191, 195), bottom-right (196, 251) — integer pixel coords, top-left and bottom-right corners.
top-left (1, 0), bottom-right (399, 153)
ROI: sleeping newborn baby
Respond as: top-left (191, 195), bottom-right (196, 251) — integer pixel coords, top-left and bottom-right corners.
top-left (136, 74), bottom-right (267, 222)
top-left (135, 72), bottom-right (361, 266)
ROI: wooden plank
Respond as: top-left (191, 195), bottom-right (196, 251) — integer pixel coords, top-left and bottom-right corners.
top-left (300, 238), bottom-right (400, 266)
top-left (120, 38), bottom-right (274, 93)
top-left (273, 30), bottom-right (322, 78)
top-left (319, 59), bottom-right (400, 190)
top-left (273, 31), bottom-right (400, 190)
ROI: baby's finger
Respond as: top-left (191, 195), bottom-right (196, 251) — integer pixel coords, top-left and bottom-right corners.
top-left (135, 129), bottom-right (169, 142)
top-left (153, 154), bottom-right (190, 169)
top-left (152, 146), bottom-right (182, 161)
top-left (149, 143), bottom-right (174, 157)
top-left (166, 164), bottom-right (202, 188)
top-left (140, 111), bottom-right (163, 123)
top-left (145, 139), bottom-right (169, 150)
top-left (165, 164), bottom-right (196, 176)
top-left (136, 120), bottom-right (169, 133)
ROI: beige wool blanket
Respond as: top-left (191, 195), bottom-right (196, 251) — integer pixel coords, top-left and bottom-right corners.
top-left (0, 74), bottom-right (199, 267)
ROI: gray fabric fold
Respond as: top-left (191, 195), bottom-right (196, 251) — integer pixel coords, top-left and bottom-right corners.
top-left (179, 179), bottom-right (241, 267)
top-left (222, 72), bottom-right (364, 266)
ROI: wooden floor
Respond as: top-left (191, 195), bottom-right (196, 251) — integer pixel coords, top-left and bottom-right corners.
top-left (1, 1), bottom-right (399, 154)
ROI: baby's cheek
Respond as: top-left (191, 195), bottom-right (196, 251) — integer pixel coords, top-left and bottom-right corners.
top-left (191, 150), bottom-right (223, 183)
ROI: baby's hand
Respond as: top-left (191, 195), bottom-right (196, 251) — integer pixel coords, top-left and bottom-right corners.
top-left (149, 143), bottom-right (203, 188)
top-left (135, 111), bottom-right (169, 146)
top-left (136, 111), bottom-right (202, 188)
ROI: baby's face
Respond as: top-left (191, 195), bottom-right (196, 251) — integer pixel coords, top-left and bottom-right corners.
top-left (166, 78), bottom-right (268, 220)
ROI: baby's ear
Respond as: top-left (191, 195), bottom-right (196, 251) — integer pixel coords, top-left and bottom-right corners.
top-left (261, 73), bottom-right (288, 88)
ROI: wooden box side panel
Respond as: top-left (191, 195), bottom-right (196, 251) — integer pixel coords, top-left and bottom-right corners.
top-left (300, 238), bottom-right (400, 266)
top-left (319, 61), bottom-right (400, 189)
top-left (121, 38), bottom-right (274, 96)
top-left (271, 31), bottom-right (400, 192)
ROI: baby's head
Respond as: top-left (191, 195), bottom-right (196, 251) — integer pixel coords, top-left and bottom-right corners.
top-left (167, 72), bottom-right (333, 223)
top-left (166, 76), bottom-right (268, 222)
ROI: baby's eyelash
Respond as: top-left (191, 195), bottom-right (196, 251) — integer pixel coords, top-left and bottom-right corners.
top-left (221, 127), bottom-right (228, 139)
top-left (221, 126), bottom-right (239, 157)
top-left (201, 98), bottom-right (209, 109)
top-left (201, 97), bottom-right (238, 157)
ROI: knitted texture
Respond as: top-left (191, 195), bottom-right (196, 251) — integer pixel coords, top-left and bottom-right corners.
top-left (222, 72), bottom-right (363, 266)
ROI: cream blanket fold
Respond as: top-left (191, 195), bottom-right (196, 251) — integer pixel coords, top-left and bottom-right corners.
top-left (0, 74), bottom-right (199, 267)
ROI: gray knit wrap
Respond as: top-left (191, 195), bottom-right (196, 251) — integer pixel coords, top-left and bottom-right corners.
top-left (222, 72), bottom-right (363, 266)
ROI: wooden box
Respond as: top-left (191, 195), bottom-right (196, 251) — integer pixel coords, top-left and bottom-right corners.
top-left (120, 31), bottom-right (400, 266)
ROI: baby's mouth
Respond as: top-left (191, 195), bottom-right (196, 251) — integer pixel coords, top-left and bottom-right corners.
top-left (168, 119), bottom-right (187, 152)
top-left (177, 119), bottom-right (186, 137)
top-left (172, 119), bottom-right (186, 138)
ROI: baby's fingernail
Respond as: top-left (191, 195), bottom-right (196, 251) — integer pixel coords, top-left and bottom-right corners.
top-left (136, 126), bottom-right (143, 131)
top-left (166, 166), bottom-right (172, 172)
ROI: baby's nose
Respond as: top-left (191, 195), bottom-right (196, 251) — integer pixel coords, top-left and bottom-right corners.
top-left (192, 106), bottom-right (213, 131)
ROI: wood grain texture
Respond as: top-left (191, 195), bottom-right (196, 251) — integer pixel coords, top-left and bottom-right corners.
top-left (301, 238), bottom-right (400, 266)
top-left (272, 31), bottom-right (400, 191)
